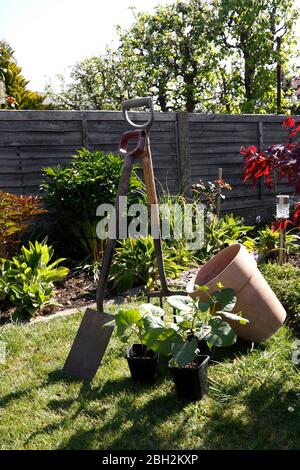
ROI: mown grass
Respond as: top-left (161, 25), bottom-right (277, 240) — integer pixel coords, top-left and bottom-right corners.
top-left (1, 303), bottom-right (300, 450)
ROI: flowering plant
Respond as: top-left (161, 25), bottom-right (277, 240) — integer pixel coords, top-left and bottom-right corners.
top-left (241, 117), bottom-right (300, 229)
top-left (191, 178), bottom-right (232, 213)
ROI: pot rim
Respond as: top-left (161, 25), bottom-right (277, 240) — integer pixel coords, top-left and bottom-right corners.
top-left (168, 354), bottom-right (210, 370)
top-left (126, 344), bottom-right (158, 360)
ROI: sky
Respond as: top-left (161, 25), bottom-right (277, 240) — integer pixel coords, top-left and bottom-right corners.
top-left (0, 0), bottom-right (299, 93)
top-left (0, 0), bottom-right (173, 91)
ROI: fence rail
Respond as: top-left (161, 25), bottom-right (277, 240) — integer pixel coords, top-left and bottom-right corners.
top-left (0, 110), bottom-right (293, 222)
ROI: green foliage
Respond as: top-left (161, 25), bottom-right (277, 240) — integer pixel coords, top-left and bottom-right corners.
top-left (109, 236), bottom-right (185, 293)
top-left (0, 240), bottom-right (69, 317)
top-left (118, 1), bottom-right (218, 113)
top-left (191, 178), bottom-right (232, 213)
top-left (256, 226), bottom-right (299, 262)
top-left (259, 263), bottom-right (300, 333)
top-left (40, 148), bottom-right (144, 259)
top-left (108, 303), bottom-right (164, 347)
top-left (48, 0), bottom-right (297, 114)
top-left (159, 191), bottom-right (200, 264)
top-left (71, 220), bottom-right (105, 263)
top-left (46, 50), bottom-right (131, 110)
top-left (142, 287), bottom-right (248, 367)
top-left (212, 0), bottom-right (297, 113)
top-left (0, 40), bottom-right (46, 109)
top-left (197, 213), bottom-right (255, 262)
top-left (0, 191), bottom-right (46, 259)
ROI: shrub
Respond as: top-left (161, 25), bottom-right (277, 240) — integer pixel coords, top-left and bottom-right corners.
top-left (259, 263), bottom-right (300, 333)
top-left (0, 191), bottom-right (46, 258)
top-left (0, 240), bottom-right (69, 318)
top-left (196, 213), bottom-right (255, 262)
top-left (40, 148), bottom-right (145, 259)
top-left (159, 191), bottom-right (200, 266)
top-left (191, 177), bottom-right (232, 214)
top-left (256, 226), bottom-right (299, 262)
top-left (109, 236), bottom-right (185, 293)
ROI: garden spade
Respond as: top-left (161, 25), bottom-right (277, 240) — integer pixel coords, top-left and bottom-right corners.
top-left (63, 129), bottom-right (146, 381)
top-left (122, 97), bottom-right (185, 306)
top-left (63, 97), bottom-right (184, 380)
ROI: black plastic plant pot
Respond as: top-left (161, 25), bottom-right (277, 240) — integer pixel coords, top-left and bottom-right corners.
top-left (126, 344), bottom-right (159, 384)
top-left (169, 355), bottom-right (210, 401)
top-left (198, 340), bottom-right (212, 358)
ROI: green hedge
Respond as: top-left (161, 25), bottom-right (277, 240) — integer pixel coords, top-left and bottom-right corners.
top-left (259, 263), bottom-right (300, 334)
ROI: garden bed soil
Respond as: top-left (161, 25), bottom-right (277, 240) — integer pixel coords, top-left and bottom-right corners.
top-left (0, 265), bottom-right (198, 322)
top-left (51, 272), bottom-right (96, 310)
top-left (1, 257), bottom-right (299, 323)
top-left (0, 268), bottom-right (194, 323)
top-left (0, 271), bottom-right (96, 322)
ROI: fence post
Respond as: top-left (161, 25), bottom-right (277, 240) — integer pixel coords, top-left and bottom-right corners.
top-left (176, 111), bottom-right (192, 198)
top-left (216, 167), bottom-right (223, 219)
top-left (18, 146), bottom-right (25, 194)
top-left (81, 112), bottom-right (89, 148)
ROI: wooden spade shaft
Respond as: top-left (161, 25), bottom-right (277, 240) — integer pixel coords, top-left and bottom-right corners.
top-left (142, 137), bottom-right (168, 293)
top-left (96, 155), bottom-right (134, 311)
top-left (63, 154), bottom-right (135, 381)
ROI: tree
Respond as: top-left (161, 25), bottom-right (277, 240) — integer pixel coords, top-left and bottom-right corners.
top-left (49, 1), bottom-right (218, 112)
top-left (212, 0), bottom-right (298, 113)
top-left (46, 48), bottom-right (146, 110)
top-left (48, 0), bottom-right (299, 114)
top-left (118, 1), bottom-right (219, 112)
top-left (0, 40), bottom-right (45, 110)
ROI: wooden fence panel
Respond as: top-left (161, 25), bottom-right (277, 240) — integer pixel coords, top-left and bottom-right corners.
top-left (187, 114), bottom-right (295, 220)
top-left (0, 110), bottom-right (295, 221)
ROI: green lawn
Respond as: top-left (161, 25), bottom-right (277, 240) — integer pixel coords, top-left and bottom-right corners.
top-left (1, 303), bottom-right (300, 450)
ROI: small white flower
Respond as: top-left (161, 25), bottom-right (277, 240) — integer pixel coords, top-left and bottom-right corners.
top-left (288, 406), bottom-right (295, 412)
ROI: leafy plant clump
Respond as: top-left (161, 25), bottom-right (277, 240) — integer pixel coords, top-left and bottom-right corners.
top-left (191, 178), bottom-right (232, 214)
top-left (0, 191), bottom-right (46, 259)
top-left (40, 148), bottom-right (145, 258)
top-left (109, 236), bottom-right (185, 293)
top-left (159, 191), bottom-right (200, 265)
top-left (196, 213), bottom-right (255, 262)
top-left (109, 303), bottom-right (164, 349)
top-left (140, 286), bottom-right (248, 367)
top-left (241, 117), bottom-right (300, 194)
top-left (256, 226), bottom-right (299, 262)
top-left (0, 240), bottom-right (69, 318)
top-left (259, 263), bottom-right (300, 334)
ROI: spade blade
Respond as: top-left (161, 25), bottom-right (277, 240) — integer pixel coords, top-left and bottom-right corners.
top-left (63, 308), bottom-right (114, 381)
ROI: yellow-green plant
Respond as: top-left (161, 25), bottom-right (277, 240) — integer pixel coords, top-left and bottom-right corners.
top-left (0, 240), bottom-right (69, 317)
top-left (142, 286), bottom-right (248, 367)
top-left (256, 226), bottom-right (299, 263)
top-left (197, 213), bottom-right (255, 262)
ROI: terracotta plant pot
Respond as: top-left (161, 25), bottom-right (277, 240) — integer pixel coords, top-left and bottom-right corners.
top-left (187, 244), bottom-right (286, 343)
